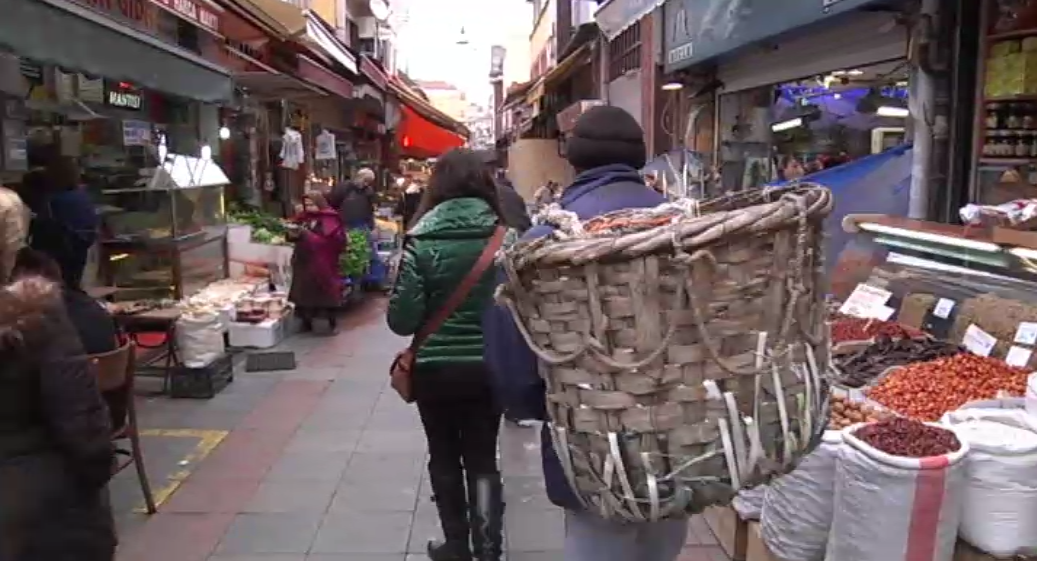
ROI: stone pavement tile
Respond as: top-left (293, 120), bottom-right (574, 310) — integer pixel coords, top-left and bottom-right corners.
top-left (687, 515), bottom-right (719, 546)
top-left (283, 429), bottom-right (363, 455)
top-left (299, 353), bottom-right (356, 369)
top-left (117, 512), bottom-right (235, 561)
top-left (341, 452), bottom-right (426, 483)
top-left (283, 367), bottom-right (350, 381)
top-left (300, 397), bottom-right (378, 431)
top-left (506, 553), bottom-right (564, 561)
top-left (330, 479), bottom-right (420, 513)
top-left (238, 380), bottom-right (331, 431)
top-left (188, 428), bottom-right (294, 482)
top-left (306, 551), bottom-right (404, 555)
top-left (162, 476), bottom-right (261, 513)
top-left (206, 551), bottom-right (302, 555)
top-left (503, 476), bottom-right (554, 510)
top-left (354, 429), bottom-right (428, 455)
top-left (678, 545), bottom-right (730, 561)
top-left (505, 506), bottom-right (566, 552)
top-left (309, 510), bottom-right (413, 554)
top-left (216, 513), bottom-right (323, 555)
top-left (264, 450), bottom-right (354, 481)
top-left (243, 480), bottom-right (338, 513)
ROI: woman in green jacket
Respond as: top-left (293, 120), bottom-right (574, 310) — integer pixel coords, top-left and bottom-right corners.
top-left (387, 149), bottom-right (507, 561)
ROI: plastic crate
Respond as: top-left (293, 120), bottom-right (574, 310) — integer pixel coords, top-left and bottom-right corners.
top-left (169, 352), bottom-right (234, 399)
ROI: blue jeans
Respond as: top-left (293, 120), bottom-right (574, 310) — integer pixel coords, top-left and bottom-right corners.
top-left (564, 511), bottom-right (688, 561)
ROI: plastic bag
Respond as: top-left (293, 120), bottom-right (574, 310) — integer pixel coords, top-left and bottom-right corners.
top-left (760, 430), bottom-right (842, 561)
top-left (732, 485), bottom-right (767, 521)
top-left (825, 424), bottom-right (968, 561)
top-left (941, 400), bottom-right (1037, 558)
top-left (176, 312), bottom-right (226, 368)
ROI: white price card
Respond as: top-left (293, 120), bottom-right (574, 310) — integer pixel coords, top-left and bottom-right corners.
top-left (933, 298), bottom-right (955, 319)
top-left (1015, 322), bottom-right (1037, 345)
top-left (838, 284), bottom-right (892, 319)
top-left (1006, 346), bottom-right (1033, 368)
top-left (963, 324), bottom-right (998, 357)
top-left (871, 305), bottom-right (896, 321)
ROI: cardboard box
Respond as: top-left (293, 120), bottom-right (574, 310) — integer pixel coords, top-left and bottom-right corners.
top-left (746, 522), bottom-right (781, 561)
top-left (703, 506), bottom-right (749, 561)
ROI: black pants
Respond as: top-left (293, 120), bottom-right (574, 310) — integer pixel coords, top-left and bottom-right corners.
top-left (415, 363), bottom-right (502, 480)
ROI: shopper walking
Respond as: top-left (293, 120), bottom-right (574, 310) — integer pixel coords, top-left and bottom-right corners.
top-left (26, 154), bottom-right (98, 289)
top-left (387, 148), bottom-right (509, 561)
top-left (483, 106), bottom-right (689, 561)
top-left (288, 192), bottom-right (346, 333)
top-left (329, 167), bottom-right (378, 230)
top-left (0, 188), bottom-right (116, 561)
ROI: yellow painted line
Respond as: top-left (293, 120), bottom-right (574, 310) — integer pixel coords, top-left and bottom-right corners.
top-left (133, 429), bottom-right (228, 512)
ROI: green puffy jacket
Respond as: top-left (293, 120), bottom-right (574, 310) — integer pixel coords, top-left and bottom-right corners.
top-left (387, 197), bottom-right (508, 366)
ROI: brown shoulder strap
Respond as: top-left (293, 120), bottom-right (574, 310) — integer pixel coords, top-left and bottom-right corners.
top-left (411, 225), bottom-right (506, 349)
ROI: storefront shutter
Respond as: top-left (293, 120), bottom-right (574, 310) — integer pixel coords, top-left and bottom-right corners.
top-left (717, 12), bottom-right (908, 95)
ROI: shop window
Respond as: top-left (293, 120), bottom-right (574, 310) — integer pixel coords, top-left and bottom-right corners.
top-left (349, 21), bottom-right (361, 49)
top-left (607, 24), bottom-right (641, 81)
top-left (717, 61), bottom-right (911, 193)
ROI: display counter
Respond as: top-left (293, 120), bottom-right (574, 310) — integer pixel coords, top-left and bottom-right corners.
top-left (98, 154), bottom-right (230, 300)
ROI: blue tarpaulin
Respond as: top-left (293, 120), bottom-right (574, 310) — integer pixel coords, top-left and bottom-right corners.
top-left (770, 144), bottom-right (913, 274)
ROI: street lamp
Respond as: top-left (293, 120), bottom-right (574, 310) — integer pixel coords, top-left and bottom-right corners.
top-left (490, 45), bottom-right (505, 79)
top-left (456, 26), bottom-right (469, 45)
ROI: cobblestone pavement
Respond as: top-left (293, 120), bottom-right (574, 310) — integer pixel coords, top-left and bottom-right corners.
top-left (111, 297), bottom-right (729, 561)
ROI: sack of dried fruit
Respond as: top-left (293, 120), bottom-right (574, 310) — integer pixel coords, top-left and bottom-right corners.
top-left (826, 419), bottom-right (969, 561)
top-left (760, 430), bottom-right (842, 561)
top-left (941, 400), bottom-right (1037, 558)
top-left (731, 486), bottom-right (767, 520)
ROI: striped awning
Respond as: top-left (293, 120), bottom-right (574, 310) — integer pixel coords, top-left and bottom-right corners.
top-left (594, 0), bottom-right (667, 41)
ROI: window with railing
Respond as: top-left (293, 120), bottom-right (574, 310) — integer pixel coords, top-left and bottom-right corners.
top-left (607, 24), bottom-right (641, 81)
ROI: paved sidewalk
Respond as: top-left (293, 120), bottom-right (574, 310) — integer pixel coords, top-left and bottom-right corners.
top-left (112, 297), bottom-right (728, 561)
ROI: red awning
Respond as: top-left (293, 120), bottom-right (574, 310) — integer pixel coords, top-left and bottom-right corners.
top-left (397, 105), bottom-right (465, 158)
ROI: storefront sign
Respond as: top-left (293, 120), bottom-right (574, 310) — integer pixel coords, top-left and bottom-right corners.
top-left (122, 120), bottom-right (152, 146)
top-left (595, 0), bottom-right (666, 41)
top-left (663, 0), bottom-right (882, 72)
top-left (77, 0), bottom-right (158, 31)
top-left (105, 81), bottom-right (143, 110)
top-left (150, 0), bottom-right (220, 33)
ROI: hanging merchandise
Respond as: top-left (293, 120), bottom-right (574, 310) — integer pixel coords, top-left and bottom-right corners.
top-left (826, 419), bottom-right (969, 561)
top-left (279, 127), bottom-right (304, 170)
top-left (760, 430), bottom-right (843, 561)
top-left (315, 129), bottom-right (337, 161)
top-left (941, 400), bottom-right (1037, 558)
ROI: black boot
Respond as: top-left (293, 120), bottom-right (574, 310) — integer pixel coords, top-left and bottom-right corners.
top-left (427, 471), bottom-right (472, 561)
top-left (468, 474), bottom-right (504, 561)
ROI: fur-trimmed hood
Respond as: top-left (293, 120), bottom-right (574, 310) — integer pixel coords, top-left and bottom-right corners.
top-left (0, 276), bottom-right (62, 352)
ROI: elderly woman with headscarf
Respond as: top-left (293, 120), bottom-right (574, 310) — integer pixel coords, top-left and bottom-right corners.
top-left (0, 186), bottom-right (116, 561)
top-left (288, 192), bottom-right (347, 333)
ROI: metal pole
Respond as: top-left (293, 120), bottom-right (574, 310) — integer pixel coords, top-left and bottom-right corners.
top-left (908, 0), bottom-right (938, 219)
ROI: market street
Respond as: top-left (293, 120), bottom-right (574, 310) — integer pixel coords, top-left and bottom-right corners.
top-left (108, 297), bottom-right (729, 561)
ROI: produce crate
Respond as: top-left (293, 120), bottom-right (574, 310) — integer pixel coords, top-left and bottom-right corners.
top-left (703, 506), bottom-right (749, 561)
top-left (169, 352), bottom-right (234, 399)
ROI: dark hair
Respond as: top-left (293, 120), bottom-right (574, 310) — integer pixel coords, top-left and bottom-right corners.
top-left (13, 248), bottom-right (63, 283)
top-left (45, 156), bottom-right (80, 192)
top-left (410, 148), bottom-right (505, 226)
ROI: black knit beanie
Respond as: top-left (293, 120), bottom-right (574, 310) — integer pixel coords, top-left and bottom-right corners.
top-left (565, 106), bottom-right (647, 172)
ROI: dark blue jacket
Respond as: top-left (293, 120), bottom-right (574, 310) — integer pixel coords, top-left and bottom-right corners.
top-left (483, 164), bottom-right (665, 510)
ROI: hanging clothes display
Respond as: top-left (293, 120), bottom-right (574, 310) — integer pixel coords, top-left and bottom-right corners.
top-left (314, 129), bottom-right (337, 161)
top-left (279, 127), bottom-right (304, 170)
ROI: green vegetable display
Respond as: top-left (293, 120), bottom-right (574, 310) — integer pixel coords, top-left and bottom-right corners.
top-left (228, 204), bottom-right (290, 245)
top-left (339, 230), bottom-right (372, 278)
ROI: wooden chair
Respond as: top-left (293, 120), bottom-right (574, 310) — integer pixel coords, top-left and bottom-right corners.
top-left (90, 340), bottom-right (157, 514)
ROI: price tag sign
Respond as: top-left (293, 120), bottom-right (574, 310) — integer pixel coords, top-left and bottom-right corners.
top-left (1015, 322), bottom-right (1037, 345)
top-left (1006, 346), bottom-right (1033, 368)
top-left (839, 284), bottom-right (892, 319)
top-left (933, 298), bottom-right (955, 319)
top-left (872, 305), bottom-right (896, 321)
top-left (963, 324), bottom-right (998, 357)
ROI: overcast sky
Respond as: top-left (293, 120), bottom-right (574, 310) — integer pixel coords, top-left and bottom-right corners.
top-left (393, 0), bottom-right (532, 105)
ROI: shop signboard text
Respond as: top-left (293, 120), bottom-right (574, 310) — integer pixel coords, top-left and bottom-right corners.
top-left (105, 82), bottom-right (143, 110)
top-left (151, 0), bottom-right (220, 33)
top-left (77, 0), bottom-right (158, 30)
top-left (663, 0), bottom-right (881, 73)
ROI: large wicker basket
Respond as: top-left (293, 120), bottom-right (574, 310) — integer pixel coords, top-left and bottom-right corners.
top-left (496, 184), bottom-right (833, 522)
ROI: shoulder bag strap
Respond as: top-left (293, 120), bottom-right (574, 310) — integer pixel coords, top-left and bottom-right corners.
top-left (411, 225), bottom-right (505, 350)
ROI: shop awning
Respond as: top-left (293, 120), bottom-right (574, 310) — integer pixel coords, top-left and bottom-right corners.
top-left (542, 44), bottom-right (592, 89)
top-left (304, 13), bottom-right (357, 75)
top-left (226, 0), bottom-right (306, 39)
top-left (0, 0), bottom-right (232, 103)
top-left (397, 105), bottom-right (465, 159)
top-left (388, 78), bottom-right (468, 138)
top-left (234, 70), bottom-right (326, 100)
top-left (595, 0), bottom-right (666, 41)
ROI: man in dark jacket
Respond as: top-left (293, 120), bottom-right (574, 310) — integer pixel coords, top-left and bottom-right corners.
top-left (483, 106), bottom-right (688, 561)
top-left (477, 150), bottom-right (531, 233)
top-left (328, 167), bottom-right (377, 229)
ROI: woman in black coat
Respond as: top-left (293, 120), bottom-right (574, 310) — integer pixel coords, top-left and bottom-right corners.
top-left (0, 196), bottom-right (116, 561)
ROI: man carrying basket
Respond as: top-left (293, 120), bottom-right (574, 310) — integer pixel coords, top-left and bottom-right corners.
top-left (483, 106), bottom-right (689, 560)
